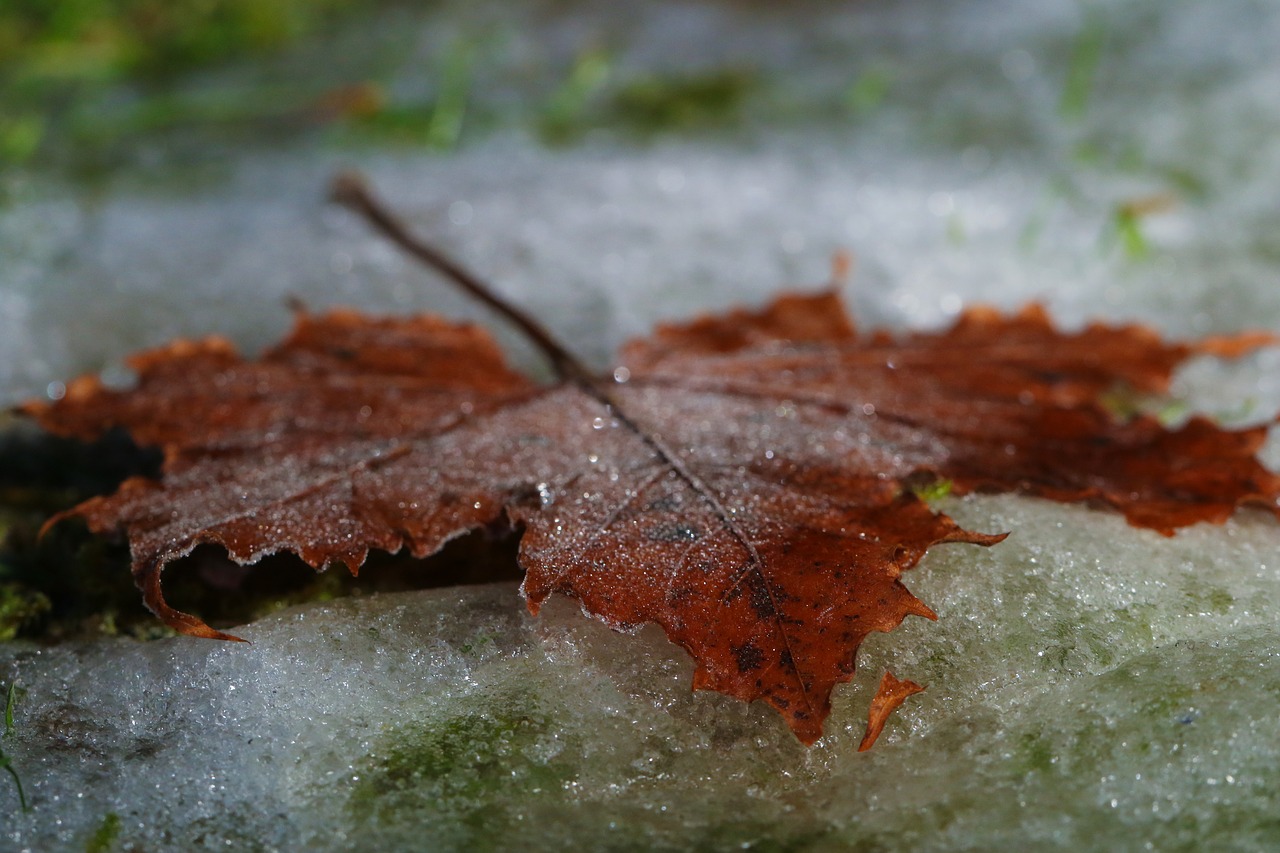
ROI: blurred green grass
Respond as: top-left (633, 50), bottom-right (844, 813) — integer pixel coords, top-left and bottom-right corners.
top-left (0, 1), bottom-right (769, 170)
top-left (0, 0), bottom-right (378, 167)
top-left (0, 0), bottom-right (364, 79)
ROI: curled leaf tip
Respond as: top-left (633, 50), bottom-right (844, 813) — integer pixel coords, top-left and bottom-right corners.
top-left (859, 671), bottom-right (926, 752)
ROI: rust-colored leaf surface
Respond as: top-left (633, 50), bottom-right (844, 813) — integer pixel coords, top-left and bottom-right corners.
top-left (859, 671), bottom-right (926, 752)
top-left (23, 182), bottom-right (1280, 746)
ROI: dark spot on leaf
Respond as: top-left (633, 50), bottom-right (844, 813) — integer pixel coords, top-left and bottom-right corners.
top-left (733, 642), bottom-right (765, 673)
top-left (749, 580), bottom-right (776, 619)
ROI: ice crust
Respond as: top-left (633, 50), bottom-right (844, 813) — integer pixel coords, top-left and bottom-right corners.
top-left (4, 506), bottom-right (1280, 851)
top-left (4, 0), bottom-right (1280, 848)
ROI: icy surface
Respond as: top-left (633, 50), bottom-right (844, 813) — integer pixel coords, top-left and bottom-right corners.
top-left (5, 515), bottom-right (1280, 852)
top-left (4, 0), bottom-right (1280, 848)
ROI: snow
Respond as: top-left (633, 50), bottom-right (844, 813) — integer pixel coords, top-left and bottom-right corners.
top-left (4, 0), bottom-right (1280, 848)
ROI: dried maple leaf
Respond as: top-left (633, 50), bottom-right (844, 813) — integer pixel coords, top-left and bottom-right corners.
top-left (21, 174), bottom-right (1280, 746)
top-left (859, 671), bottom-right (926, 752)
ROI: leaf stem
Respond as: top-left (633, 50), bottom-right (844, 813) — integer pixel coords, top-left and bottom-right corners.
top-left (329, 171), bottom-right (593, 384)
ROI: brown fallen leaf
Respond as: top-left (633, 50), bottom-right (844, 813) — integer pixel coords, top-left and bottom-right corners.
top-left (859, 671), bottom-right (926, 752)
top-left (22, 174), bottom-right (1280, 745)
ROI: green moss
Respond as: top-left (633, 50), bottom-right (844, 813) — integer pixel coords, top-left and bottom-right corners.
top-left (345, 684), bottom-right (834, 850)
top-left (1, 0), bottom-right (775, 174)
top-left (845, 67), bottom-right (892, 115)
top-left (1156, 400), bottom-right (1190, 426)
top-left (1015, 731), bottom-right (1057, 775)
top-left (1206, 588), bottom-right (1236, 613)
top-left (1181, 583), bottom-right (1235, 617)
top-left (911, 478), bottom-right (954, 504)
top-left (0, 114), bottom-right (45, 166)
top-left (0, 0), bottom-right (366, 80)
top-left (535, 64), bottom-right (761, 143)
top-left (85, 812), bottom-right (122, 853)
top-left (348, 690), bottom-right (580, 849)
top-left (0, 493), bottom-right (160, 642)
top-left (0, 582), bottom-right (51, 641)
top-left (609, 68), bottom-right (757, 134)
top-left (0, 0), bottom-right (391, 171)
top-left (1098, 386), bottom-right (1189, 426)
top-left (458, 633), bottom-right (495, 655)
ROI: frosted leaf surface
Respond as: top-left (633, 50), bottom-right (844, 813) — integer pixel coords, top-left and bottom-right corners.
top-left (31, 280), bottom-right (1275, 744)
